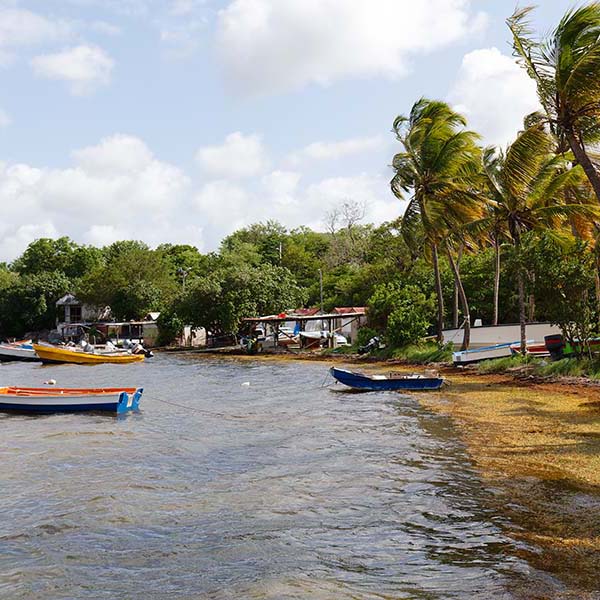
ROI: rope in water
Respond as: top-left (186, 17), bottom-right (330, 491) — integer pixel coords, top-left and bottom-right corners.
top-left (151, 376), bottom-right (337, 417)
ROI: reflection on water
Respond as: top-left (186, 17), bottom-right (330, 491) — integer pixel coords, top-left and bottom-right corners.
top-left (0, 354), bottom-right (572, 598)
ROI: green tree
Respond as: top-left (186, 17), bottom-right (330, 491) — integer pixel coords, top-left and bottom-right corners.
top-left (0, 271), bottom-right (71, 337)
top-left (391, 98), bottom-right (483, 349)
top-left (12, 237), bottom-right (103, 279)
top-left (177, 263), bottom-right (306, 336)
top-left (367, 282), bottom-right (435, 348)
top-left (472, 124), bottom-right (600, 351)
top-left (78, 241), bottom-right (176, 320)
top-left (531, 235), bottom-right (598, 356)
top-left (508, 3), bottom-right (600, 200)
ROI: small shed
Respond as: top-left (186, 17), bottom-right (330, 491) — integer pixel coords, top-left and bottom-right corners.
top-left (56, 293), bottom-right (95, 326)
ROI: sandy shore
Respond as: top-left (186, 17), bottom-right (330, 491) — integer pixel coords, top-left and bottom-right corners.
top-left (169, 348), bottom-right (600, 593)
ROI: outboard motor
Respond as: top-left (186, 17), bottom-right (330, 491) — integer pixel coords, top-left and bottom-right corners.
top-left (545, 334), bottom-right (565, 361)
top-left (358, 336), bottom-right (380, 355)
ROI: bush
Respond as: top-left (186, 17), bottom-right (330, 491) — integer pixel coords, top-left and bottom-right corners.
top-left (356, 326), bottom-right (379, 348)
top-left (367, 283), bottom-right (434, 348)
top-left (157, 310), bottom-right (184, 346)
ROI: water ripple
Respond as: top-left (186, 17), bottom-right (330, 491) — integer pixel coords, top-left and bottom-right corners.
top-left (0, 355), bottom-right (567, 599)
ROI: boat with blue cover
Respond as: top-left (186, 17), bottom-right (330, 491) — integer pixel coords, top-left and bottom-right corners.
top-left (0, 386), bottom-right (143, 414)
top-left (329, 367), bottom-right (444, 391)
top-left (0, 340), bottom-right (39, 362)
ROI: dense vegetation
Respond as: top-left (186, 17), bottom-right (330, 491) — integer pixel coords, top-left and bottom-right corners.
top-left (3, 4), bottom-right (600, 357)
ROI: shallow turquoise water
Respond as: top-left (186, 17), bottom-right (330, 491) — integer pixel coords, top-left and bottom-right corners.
top-left (0, 353), bottom-right (573, 598)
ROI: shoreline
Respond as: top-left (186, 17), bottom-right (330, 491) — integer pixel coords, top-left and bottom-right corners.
top-left (161, 347), bottom-right (600, 591)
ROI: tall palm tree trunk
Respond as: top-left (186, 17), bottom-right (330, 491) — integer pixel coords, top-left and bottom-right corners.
top-left (565, 128), bottom-right (600, 203)
top-left (452, 243), bottom-right (463, 328)
top-left (517, 269), bottom-right (527, 355)
top-left (493, 238), bottom-right (500, 326)
top-left (446, 241), bottom-right (470, 350)
top-left (431, 242), bottom-right (445, 343)
top-left (595, 254), bottom-right (600, 331)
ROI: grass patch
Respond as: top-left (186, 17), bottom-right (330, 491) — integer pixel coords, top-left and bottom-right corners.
top-left (392, 342), bottom-right (453, 364)
top-left (535, 357), bottom-right (585, 377)
top-left (477, 354), bottom-right (532, 374)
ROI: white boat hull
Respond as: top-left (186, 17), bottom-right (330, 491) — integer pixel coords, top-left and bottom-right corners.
top-left (444, 323), bottom-right (561, 349)
top-left (0, 345), bottom-right (39, 362)
top-left (453, 343), bottom-right (514, 365)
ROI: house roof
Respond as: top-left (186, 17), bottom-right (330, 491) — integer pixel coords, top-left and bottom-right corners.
top-left (56, 293), bottom-right (81, 306)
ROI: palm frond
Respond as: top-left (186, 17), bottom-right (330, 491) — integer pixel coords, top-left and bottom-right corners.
top-left (503, 124), bottom-right (553, 200)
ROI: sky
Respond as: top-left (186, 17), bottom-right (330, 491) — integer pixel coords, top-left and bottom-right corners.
top-left (0, 0), bottom-right (576, 261)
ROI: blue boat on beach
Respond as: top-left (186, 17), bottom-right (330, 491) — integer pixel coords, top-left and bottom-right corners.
top-left (329, 367), bottom-right (444, 391)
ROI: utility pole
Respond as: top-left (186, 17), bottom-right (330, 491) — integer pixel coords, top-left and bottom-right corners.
top-left (177, 267), bottom-right (191, 291)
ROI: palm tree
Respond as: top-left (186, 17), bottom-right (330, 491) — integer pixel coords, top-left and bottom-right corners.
top-left (391, 99), bottom-right (483, 349)
top-left (508, 4), bottom-right (600, 201)
top-left (471, 124), bottom-right (600, 352)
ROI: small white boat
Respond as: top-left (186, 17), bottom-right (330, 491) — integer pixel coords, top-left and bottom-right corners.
top-left (0, 341), bottom-right (39, 363)
top-left (452, 342), bottom-right (518, 366)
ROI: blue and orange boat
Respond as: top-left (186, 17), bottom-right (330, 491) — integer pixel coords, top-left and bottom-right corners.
top-left (329, 367), bottom-right (444, 391)
top-left (0, 386), bottom-right (143, 414)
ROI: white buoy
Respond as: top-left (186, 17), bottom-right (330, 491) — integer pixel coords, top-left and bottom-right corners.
top-left (44, 379), bottom-right (56, 385)
top-left (241, 381), bottom-right (250, 387)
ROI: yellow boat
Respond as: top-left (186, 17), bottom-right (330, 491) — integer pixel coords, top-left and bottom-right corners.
top-left (33, 344), bottom-right (145, 365)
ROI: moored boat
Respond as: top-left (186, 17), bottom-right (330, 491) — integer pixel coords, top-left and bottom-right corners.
top-left (0, 386), bottom-right (143, 413)
top-left (452, 342), bottom-right (517, 366)
top-left (0, 341), bottom-right (39, 362)
top-left (509, 341), bottom-right (550, 357)
top-left (544, 334), bottom-right (600, 360)
top-left (329, 367), bottom-right (444, 391)
top-left (33, 344), bottom-right (145, 365)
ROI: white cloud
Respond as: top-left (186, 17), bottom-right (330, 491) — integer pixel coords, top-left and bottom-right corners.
top-left (72, 134), bottom-right (153, 175)
top-left (0, 223), bottom-right (59, 263)
top-left (196, 132), bottom-right (270, 178)
top-left (0, 8), bottom-right (71, 64)
top-left (193, 170), bottom-right (397, 248)
top-left (31, 44), bottom-right (114, 95)
top-left (216, 0), bottom-right (487, 94)
top-left (288, 135), bottom-right (384, 165)
top-left (0, 133), bottom-right (399, 261)
top-left (0, 135), bottom-right (196, 261)
top-left (305, 174), bottom-right (398, 229)
top-left (0, 107), bottom-right (10, 127)
top-left (447, 47), bottom-right (541, 147)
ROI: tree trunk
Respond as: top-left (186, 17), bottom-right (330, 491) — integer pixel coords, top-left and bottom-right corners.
top-left (493, 238), bottom-right (500, 326)
top-left (565, 127), bottom-right (600, 203)
top-left (431, 242), bottom-right (445, 344)
top-left (446, 241), bottom-right (470, 351)
top-left (517, 269), bottom-right (527, 355)
top-left (528, 271), bottom-right (536, 322)
top-left (452, 244), bottom-right (463, 329)
top-left (595, 255), bottom-right (600, 331)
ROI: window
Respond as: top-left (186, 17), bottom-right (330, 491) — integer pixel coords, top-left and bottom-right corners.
top-left (69, 305), bottom-right (82, 323)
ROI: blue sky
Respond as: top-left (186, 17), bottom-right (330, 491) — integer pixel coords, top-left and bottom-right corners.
top-left (0, 0), bottom-right (575, 260)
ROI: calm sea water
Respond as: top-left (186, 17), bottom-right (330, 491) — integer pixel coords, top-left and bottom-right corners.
top-left (0, 353), bottom-right (578, 599)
